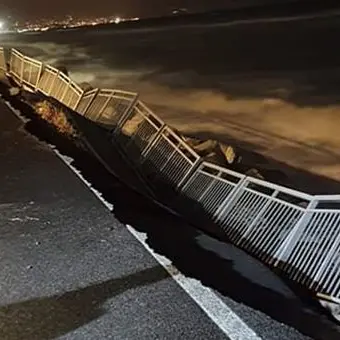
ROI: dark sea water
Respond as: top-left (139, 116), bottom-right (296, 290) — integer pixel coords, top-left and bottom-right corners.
top-left (2, 11), bottom-right (340, 183)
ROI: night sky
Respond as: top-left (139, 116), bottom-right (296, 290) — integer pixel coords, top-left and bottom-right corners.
top-left (0, 0), bottom-right (283, 20)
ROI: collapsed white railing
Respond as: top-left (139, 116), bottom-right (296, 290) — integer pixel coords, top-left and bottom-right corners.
top-left (9, 49), bottom-right (43, 89)
top-left (5, 47), bottom-right (340, 307)
top-left (139, 125), bottom-right (201, 193)
top-left (114, 100), bottom-right (165, 163)
top-left (0, 48), bottom-right (7, 72)
top-left (76, 88), bottom-right (98, 115)
top-left (81, 88), bottom-right (138, 127)
top-left (35, 64), bottom-right (84, 110)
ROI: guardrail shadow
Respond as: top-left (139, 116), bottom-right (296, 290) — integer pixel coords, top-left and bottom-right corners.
top-left (0, 266), bottom-right (168, 340)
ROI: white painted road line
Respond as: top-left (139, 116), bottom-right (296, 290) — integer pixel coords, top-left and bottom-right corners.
top-left (7, 102), bottom-right (262, 340)
top-left (127, 225), bottom-right (262, 340)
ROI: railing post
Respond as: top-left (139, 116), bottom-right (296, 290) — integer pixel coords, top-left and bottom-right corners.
top-left (35, 63), bottom-right (43, 91)
top-left (180, 163), bottom-right (207, 194)
top-left (19, 53), bottom-right (24, 84)
top-left (140, 124), bottom-right (167, 159)
top-left (0, 48), bottom-right (5, 72)
top-left (91, 91), bottom-right (112, 121)
top-left (238, 190), bottom-right (279, 243)
top-left (80, 89), bottom-right (99, 116)
top-left (73, 90), bottom-right (85, 111)
top-left (113, 94), bottom-right (139, 134)
top-left (59, 77), bottom-right (70, 103)
top-left (177, 158), bottom-right (203, 190)
top-left (197, 171), bottom-right (222, 202)
top-left (48, 70), bottom-right (59, 96)
top-left (313, 220), bottom-right (340, 283)
top-left (271, 198), bottom-right (318, 266)
top-left (213, 176), bottom-right (248, 223)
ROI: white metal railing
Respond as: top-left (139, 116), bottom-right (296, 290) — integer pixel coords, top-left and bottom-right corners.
top-left (83, 88), bottom-right (138, 126)
top-left (21, 55), bottom-right (43, 89)
top-left (82, 88), bottom-right (112, 120)
top-left (0, 47), bottom-right (7, 72)
top-left (4, 47), bottom-right (340, 307)
top-left (275, 202), bottom-right (340, 298)
top-left (37, 65), bottom-right (59, 96)
top-left (114, 100), bottom-right (165, 162)
top-left (50, 71), bottom-right (70, 101)
top-left (215, 177), bottom-right (312, 257)
top-left (9, 49), bottom-right (24, 84)
top-left (181, 162), bottom-right (245, 220)
top-left (58, 77), bottom-right (84, 110)
top-left (76, 88), bottom-right (98, 115)
top-left (9, 49), bottom-right (43, 89)
top-left (140, 126), bottom-right (201, 191)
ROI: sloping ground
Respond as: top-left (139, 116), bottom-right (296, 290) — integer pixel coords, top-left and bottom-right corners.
top-left (0, 100), bottom-right (236, 340)
top-left (2, 78), bottom-right (340, 338)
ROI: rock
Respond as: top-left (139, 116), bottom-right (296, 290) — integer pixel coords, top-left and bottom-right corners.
top-left (121, 112), bottom-right (144, 136)
top-left (205, 151), bottom-right (226, 166)
top-left (192, 139), bottom-right (217, 157)
top-left (55, 64), bottom-right (69, 76)
top-left (9, 87), bottom-right (20, 96)
top-left (79, 82), bottom-right (94, 92)
top-left (245, 168), bottom-right (265, 180)
top-left (183, 136), bottom-right (202, 147)
top-left (219, 144), bottom-right (236, 164)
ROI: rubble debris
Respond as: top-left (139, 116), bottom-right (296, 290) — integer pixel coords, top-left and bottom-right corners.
top-left (9, 87), bottom-right (20, 96)
top-left (245, 168), bottom-right (265, 180)
top-left (121, 112), bottom-right (144, 136)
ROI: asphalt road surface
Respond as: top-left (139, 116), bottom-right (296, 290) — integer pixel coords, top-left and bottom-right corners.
top-left (0, 101), bottom-right (230, 340)
top-left (1, 99), bottom-right (340, 340)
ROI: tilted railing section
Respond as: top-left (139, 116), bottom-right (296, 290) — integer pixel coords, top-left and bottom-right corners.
top-left (8, 49), bottom-right (24, 84)
top-left (51, 72), bottom-right (84, 111)
top-left (82, 88), bottom-right (138, 127)
top-left (76, 88), bottom-right (98, 115)
top-left (4, 47), bottom-right (340, 307)
top-left (22, 55), bottom-right (43, 90)
top-left (35, 65), bottom-right (84, 110)
top-left (180, 162), bottom-right (246, 222)
top-left (274, 195), bottom-right (340, 298)
top-left (9, 49), bottom-right (43, 89)
top-left (36, 64), bottom-right (59, 96)
top-left (48, 70), bottom-right (70, 101)
top-left (114, 100), bottom-right (165, 163)
top-left (140, 125), bottom-right (201, 196)
top-left (0, 47), bottom-right (7, 72)
top-left (215, 178), bottom-right (312, 261)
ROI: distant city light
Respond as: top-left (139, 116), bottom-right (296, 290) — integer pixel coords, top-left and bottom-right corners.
top-left (15, 15), bottom-right (141, 33)
top-left (0, 21), bottom-right (4, 30)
